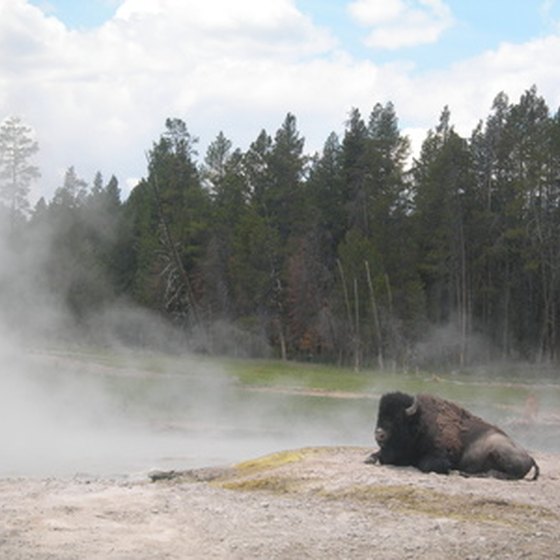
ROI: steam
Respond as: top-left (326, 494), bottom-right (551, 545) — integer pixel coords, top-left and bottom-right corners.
top-left (0, 330), bottom-right (370, 477)
top-left (410, 320), bottom-right (496, 370)
top-left (1, 215), bottom-right (557, 479)
top-left (0, 221), bottom-right (368, 478)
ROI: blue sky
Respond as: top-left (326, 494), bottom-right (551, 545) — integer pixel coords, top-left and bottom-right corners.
top-left (300, 0), bottom-right (560, 69)
top-left (31, 0), bottom-right (560, 71)
top-left (6, 1), bottom-right (560, 200)
top-left (29, 0), bottom-right (121, 29)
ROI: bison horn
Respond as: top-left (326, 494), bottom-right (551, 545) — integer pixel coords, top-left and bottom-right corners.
top-left (405, 397), bottom-right (419, 416)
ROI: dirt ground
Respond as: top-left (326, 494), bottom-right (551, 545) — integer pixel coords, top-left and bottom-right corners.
top-left (1, 446), bottom-right (559, 559)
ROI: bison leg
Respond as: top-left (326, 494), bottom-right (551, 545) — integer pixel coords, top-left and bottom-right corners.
top-left (416, 454), bottom-right (452, 474)
top-left (486, 447), bottom-right (539, 480)
top-left (364, 451), bottom-right (380, 464)
top-left (460, 433), bottom-right (539, 480)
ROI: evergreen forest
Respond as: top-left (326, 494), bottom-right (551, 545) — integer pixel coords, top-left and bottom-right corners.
top-left (2, 86), bottom-right (560, 370)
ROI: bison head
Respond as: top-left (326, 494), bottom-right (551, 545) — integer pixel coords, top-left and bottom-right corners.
top-left (373, 391), bottom-right (421, 465)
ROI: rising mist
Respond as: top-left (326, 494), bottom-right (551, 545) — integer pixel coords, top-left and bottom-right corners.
top-left (2, 204), bottom-right (559, 479)
top-left (0, 211), bottom-right (371, 476)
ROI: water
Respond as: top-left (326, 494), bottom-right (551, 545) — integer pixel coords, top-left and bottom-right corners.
top-left (2, 349), bottom-right (558, 477)
top-left (0, 351), bottom-right (373, 477)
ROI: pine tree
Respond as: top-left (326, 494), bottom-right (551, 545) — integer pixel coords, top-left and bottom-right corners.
top-left (202, 133), bottom-right (248, 319)
top-left (413, 107), bottom-right (475, 365)
top-left (341, 108), bottom-right (369, 234)
top-left (0, 116), bottom-right (40, 225)
top-left (307, 132), bottom-right (345, 254)
top-left (507, 87), bottom-right (557, 359)
top-left (127, 118), bottom-right (210, 323)
top-left (266, 113), bottom-right (307, 241)
top-left (203, 131), bottom-right (232, 190)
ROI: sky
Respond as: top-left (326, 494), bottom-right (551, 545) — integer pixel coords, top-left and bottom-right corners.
top-left (2, 0), bottom-right (560, 202)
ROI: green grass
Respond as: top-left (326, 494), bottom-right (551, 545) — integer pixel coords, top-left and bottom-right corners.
top-left (224, 357), bottom-right (559, 404)
top-left (43, 344), bottom-right (560, 402)
top-left (225, 358), bottom-right (373, 392)
top-left (38, 346), bottom-right (560, 428)
top-left (29, 346), bottom-right (560, 454)
top-left (219, 357), bottom-right (560, 437)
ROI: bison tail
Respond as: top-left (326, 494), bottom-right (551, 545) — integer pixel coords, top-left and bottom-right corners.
top-left (529, 459), bottom-right (540, 481)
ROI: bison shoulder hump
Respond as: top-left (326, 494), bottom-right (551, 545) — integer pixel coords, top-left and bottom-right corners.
top-left (416, 394), bottom-right (470, 455)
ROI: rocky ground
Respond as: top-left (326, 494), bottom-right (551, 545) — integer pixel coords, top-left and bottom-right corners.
top-left (1, 446), bottom-right (559, 559)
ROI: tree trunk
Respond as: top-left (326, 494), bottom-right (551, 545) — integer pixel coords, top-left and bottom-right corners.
top-left (353, 277), bottom-right (361, 372)
top-left (365, 260), bottom-right (384, 369)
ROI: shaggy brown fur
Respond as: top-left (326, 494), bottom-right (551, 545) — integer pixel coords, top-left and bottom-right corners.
top-left (366, 392), bottom-right (539, 480)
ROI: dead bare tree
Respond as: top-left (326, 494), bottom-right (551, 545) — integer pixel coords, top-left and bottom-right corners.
top-left (365, 260), bottom-right (384, 369)
top-left (147, 155), bottom-right (201, 327)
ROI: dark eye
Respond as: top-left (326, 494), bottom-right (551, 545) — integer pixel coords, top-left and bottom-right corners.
top-left (380, 422), bottom-right (391, 433)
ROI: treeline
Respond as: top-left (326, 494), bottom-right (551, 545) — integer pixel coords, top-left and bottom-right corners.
top-left (2, 86), bottom-right (560, 368)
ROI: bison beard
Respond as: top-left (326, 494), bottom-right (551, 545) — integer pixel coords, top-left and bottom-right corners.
top-left (365, 392), bottom-right (540, 480)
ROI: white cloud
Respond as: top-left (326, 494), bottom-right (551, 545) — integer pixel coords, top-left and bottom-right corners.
top-left (391, 35), bottom-right (560, 141)
top-left (347, 0), bottom-right (405, 25)
top-left (112, 0), bottom-right (333, 58)
top-left (348, 0), bottom-right (455, 49)
top-left (1, 0), bottom-right (560, 204)
top-left (1, 0), bottom-right (342, 200)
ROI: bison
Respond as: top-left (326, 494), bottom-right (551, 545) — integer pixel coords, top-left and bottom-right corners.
top-left (365, 391), bottom-right (539, 480)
